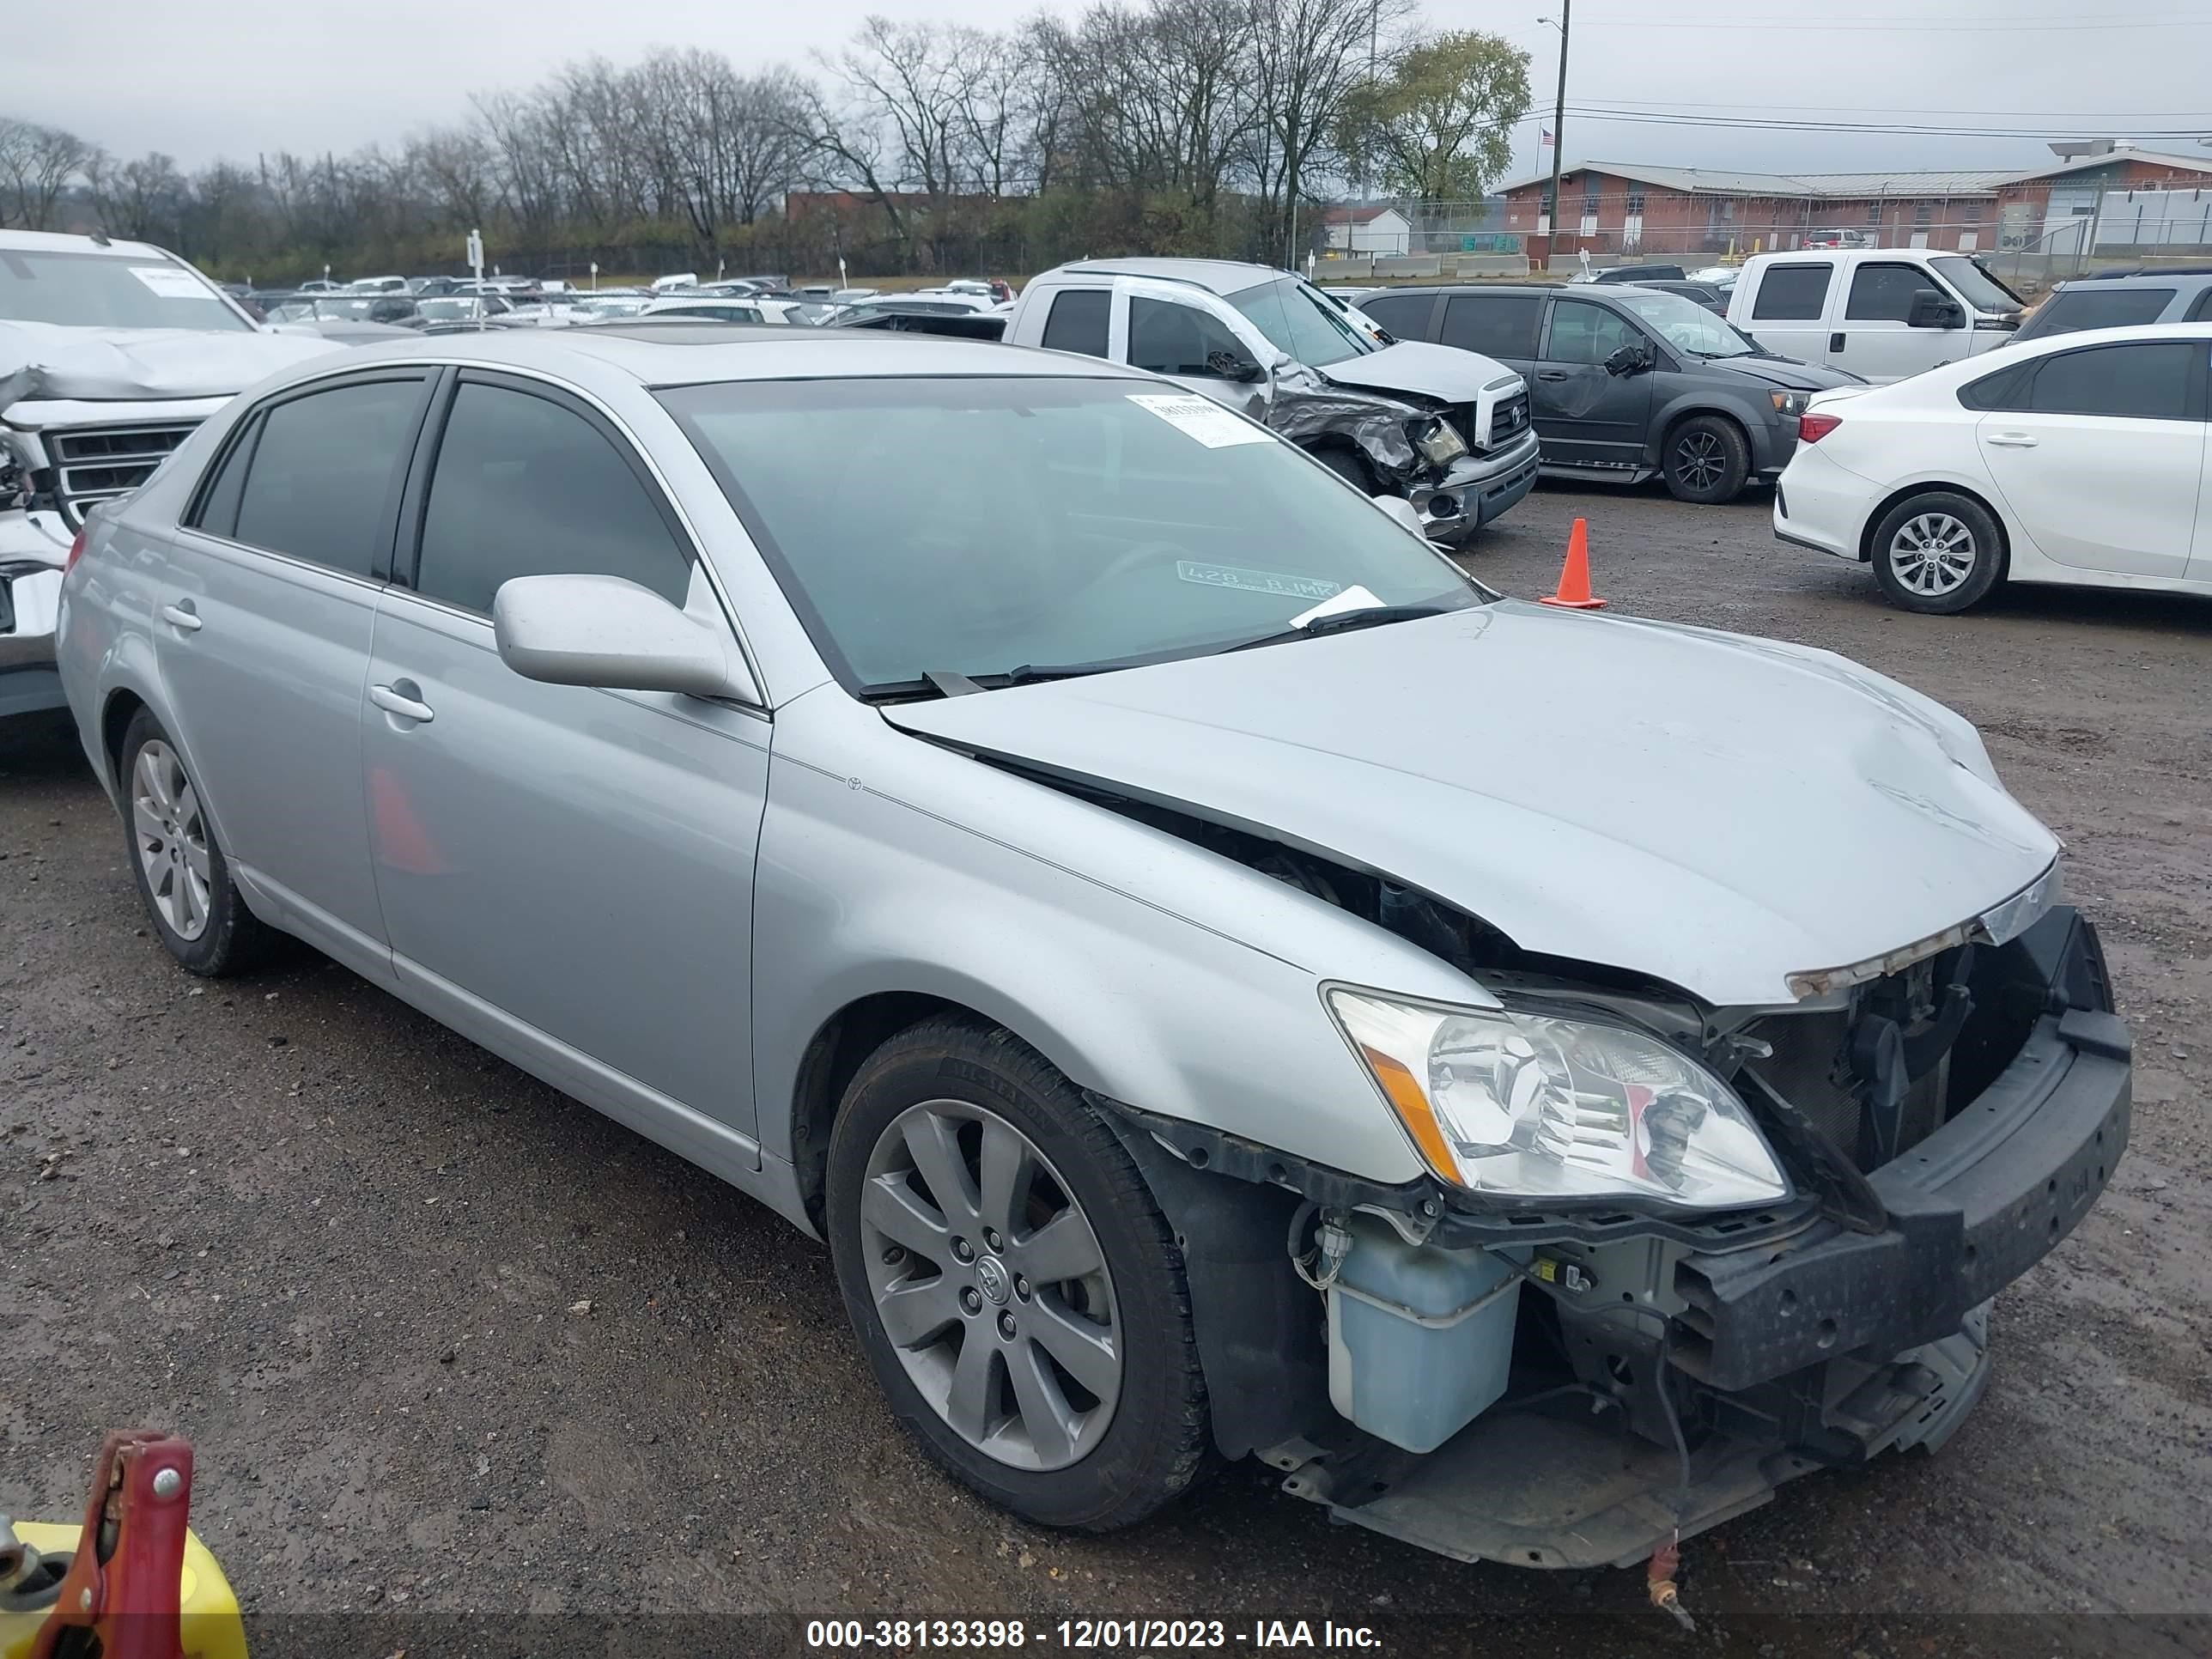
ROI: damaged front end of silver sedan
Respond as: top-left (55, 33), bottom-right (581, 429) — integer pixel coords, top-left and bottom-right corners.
top-left (1081, 854), bottom-right (2126, 1577)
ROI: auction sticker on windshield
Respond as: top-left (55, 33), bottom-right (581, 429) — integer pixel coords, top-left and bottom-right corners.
top-left (1127, 392), bottom-right (1273, 447)
top-left (130, 266), bottom-right (212, 301)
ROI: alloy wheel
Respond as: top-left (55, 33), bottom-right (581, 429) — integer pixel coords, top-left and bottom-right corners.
top-left (1674, 430), bottom-right (1726, 491)
top-left (1887, 513), bottom-right (1978, 598)
top-left (131, 740), bottom-right (212, 942)
top-left (859, 1099), bottom-right (1121, 1472)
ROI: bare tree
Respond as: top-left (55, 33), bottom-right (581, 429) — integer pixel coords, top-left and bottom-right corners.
top-left (0, 118), bottom-right (95, 231)
top-left (1244, 0), bottom-right (1409, 263)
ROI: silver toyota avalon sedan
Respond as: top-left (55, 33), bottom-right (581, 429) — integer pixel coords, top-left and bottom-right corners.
top-left (55, 326), bottom-right (2129, 1571)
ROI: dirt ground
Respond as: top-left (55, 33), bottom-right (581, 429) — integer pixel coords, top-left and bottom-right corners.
top-left (4, 482), bottom-right (2208, 1659)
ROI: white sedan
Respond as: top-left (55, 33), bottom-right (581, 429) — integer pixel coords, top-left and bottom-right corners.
top-left (1774, 323), bottom-right (2212, 612)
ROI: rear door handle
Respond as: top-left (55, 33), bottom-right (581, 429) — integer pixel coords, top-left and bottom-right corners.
top-left (369, 682), bottom-right (435, 724)
top-left (1984, 433), bottom-right (2039, 448)
top-left (160, 601), bottom-right (202, 633)
top-left (1828, 332), bottom-right (1846, 353)
top-left (1536, 370), bottom-right (1571, 381)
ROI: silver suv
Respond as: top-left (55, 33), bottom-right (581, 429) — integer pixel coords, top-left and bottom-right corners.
top-left (1, 229), bottom-right (337, 720)
top-left (57, 327), bottom-right (2129, 1571)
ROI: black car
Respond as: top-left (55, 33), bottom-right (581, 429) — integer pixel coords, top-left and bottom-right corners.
top-left (1359, 282), bottom-right (1862, 504)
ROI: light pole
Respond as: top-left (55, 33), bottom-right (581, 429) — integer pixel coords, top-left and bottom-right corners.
top-left (1539, 4), bottom-right (1571, 271)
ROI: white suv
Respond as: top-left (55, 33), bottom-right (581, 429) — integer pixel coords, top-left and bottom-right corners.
top-left (0, 231), bottom-right (338, 718)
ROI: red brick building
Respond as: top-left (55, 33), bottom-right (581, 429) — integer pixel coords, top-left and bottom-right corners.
top-left (1495, 148), bottom-right (2212, 261)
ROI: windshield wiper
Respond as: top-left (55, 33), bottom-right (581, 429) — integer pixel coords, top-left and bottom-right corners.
top-left (1227, 602), bottom-right (1465, 653)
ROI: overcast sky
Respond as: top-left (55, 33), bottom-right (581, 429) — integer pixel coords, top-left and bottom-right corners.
top-left (14, 1), bottom-right (2211, 183)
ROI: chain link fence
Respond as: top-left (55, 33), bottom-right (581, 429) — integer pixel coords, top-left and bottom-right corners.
top-left (1310, 185), bottom-right (2212, 291)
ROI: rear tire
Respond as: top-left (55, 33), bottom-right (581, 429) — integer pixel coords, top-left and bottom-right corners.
top-left (1662, 413), bottom-right (1752, 504)
top-left (117, 709), bottom-right (272, 976)
top-left (826, 1017), bottom-right (1211, 1532)
top-left (1869, 492), bottom-right (2006, 615)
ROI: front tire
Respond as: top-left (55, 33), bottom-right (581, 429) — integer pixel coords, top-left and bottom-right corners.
top-left (1662, 413), bottom-right (1752, 504)
top-left (118, 709), bottom-right (272, 976)
top-left (1869, 492), bottom-right (2006, 614)
top-left (826, 1017), bottom-right (1210, 1532)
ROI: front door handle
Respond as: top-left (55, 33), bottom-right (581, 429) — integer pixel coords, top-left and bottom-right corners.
top-left (1828, 332), bottom-right (1846, 353)
top-left (160, 601), bottom-right (202, 633)
top-left (369, 682), bottom-right (435, 724)
top-left (1984, 433), bottom-right (2039, 448)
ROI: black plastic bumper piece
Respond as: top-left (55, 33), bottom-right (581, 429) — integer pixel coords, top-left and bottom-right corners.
top-left (1674, 1010), bottom-right (2130, 1390)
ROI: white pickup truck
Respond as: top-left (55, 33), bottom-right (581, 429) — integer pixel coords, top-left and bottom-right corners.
top-left (1002, 259), bottom-right (1541, 544)
top-left (1, 230), bottom-right (340, 720)
top-left (1725, 247), bottom-right (2028, 384)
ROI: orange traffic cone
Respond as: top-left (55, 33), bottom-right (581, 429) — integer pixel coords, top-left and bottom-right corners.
top-left (1539, 517), bottom-right (1607, 610)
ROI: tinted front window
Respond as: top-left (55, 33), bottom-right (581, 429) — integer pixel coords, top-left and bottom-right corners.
top-left (1545, 300), bottom-right (1638, 366)
top-left (1359, 292), bottom-right (1436, 340)
top-left (1608, 289), bottom-right (1755, 356)
top-left (2014, 286), bottom-right (2177, 342)
top-left (414, 383), bottom-right (690, 614)
top-left (233, 379), bottom-right (423, 576)
top-left (1442, 292), bottom-right (1541, 358)
top-left (659, 377), bottom-right (1477, 691)
top-left (1846, 263), bottom-right (1936, 322)
top-left (2026, 342), bottom-right (2196, 420)
top-left (0, 248), bottom-right (249, 331)
top-left (1129, 296), bottom-right (1251, 376)
top-left (1040, 289), bottom-right (1109, 356)
top-left (1230, 277), bottom-right (1371, 366)
top-left (1751, 263), bottom-right (1832, 320)
top-left (2190, 289), bottom-right (2212, 323)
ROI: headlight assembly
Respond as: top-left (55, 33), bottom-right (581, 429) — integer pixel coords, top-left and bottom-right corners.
top-left (1770, 391), bottom-right (1810, 416)
top-left (1328, 988), bottom-right (1791, 1211)
top-left (1413, 416), bottom-right (1468, 468)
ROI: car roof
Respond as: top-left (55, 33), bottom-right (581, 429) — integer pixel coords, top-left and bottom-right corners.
top-left (0, 228), bottom-right (174, 260)
top-left (2058, 269), bottom-right (2212, 289)
top-left (1055, 258), bottom-right (1285, 295)
top-left (307, 324), bottom-right (1156, 389)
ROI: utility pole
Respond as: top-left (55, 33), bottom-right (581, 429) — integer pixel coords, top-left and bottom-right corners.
top-left (1546, 0), bottom-right (1571, 272)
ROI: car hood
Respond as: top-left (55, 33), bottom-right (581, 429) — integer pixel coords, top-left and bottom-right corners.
top-left (884, 603), bottom-right (2057, 1007)
top-left (1316, 339), bottom-right (1515, 404)
top-left (0, 321), bottom-right (343, 414)
top-left (1696, 354), bottom-right (1862, 392)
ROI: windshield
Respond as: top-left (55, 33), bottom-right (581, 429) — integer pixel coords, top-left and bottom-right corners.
top-left (1229, 276), bottom-right (1373, 366)
top-left (659, 376), bottom-right (1480, 692)
top-left (0, 248), bottom-right (250, 332)
top-left (1931, 256), bottom-right (2024, 313)
top-left (1609, 289), bottom-right (1759, 357)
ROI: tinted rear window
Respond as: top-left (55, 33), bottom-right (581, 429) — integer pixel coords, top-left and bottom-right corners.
top-left (1040, 289), bottom-right (1109, 356)
top-left (2014, 286), bottom-right (2177, 341)
top-left (233, 379), bottom-right (423, 577)
top-left (1751, 263), bottom-right (1832, 321)
top-left (1441, 292), bottom-right (1542, 358)
top-left (1358, 292), bottom-right (1436, 339)
top-left (2026, 341), bottom-right (2196, 419)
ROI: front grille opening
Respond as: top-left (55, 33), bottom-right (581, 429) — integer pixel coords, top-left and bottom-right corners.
top-left (50, 422), bottom-right (200, 527)
top-left (1740, 939), bottom-right (2045, 1175)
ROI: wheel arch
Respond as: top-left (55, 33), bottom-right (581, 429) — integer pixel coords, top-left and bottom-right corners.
top-left (100, 685), bottom-right (151, 790)
top-left (1856, 477), bottom-right (2013, 570)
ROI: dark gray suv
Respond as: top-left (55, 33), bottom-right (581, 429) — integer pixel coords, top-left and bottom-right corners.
top-left (1361, 283), bottom-right (1862, 504)
top-left (2011, 268), bottom-right (2212, 343)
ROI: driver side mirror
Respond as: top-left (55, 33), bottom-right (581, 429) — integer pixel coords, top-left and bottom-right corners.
top-left (1908, 289), bottom-right (1965, 329)
top-left (1206, 349), bottom-right (1268, 383)
top-left (493, 574), bottom-right (757, 702)
top-left (1604, 342), bottom-right (1652, 376)
top-left (1370, 494), bottom-right (1429, 538)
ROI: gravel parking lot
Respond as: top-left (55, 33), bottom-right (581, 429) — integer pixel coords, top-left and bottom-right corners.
top-left (5, 481), bottom-right (2208, 1659)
